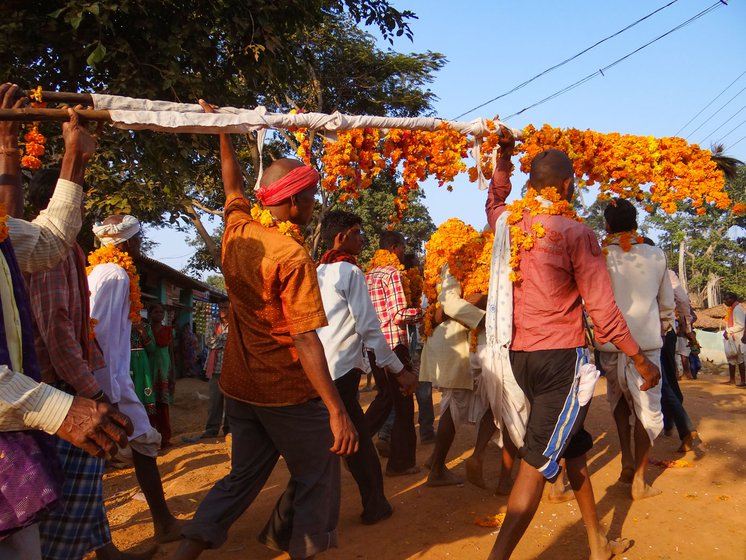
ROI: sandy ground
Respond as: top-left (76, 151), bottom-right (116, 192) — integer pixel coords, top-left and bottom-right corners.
top-left (101, 363), bottom-right (746, 560)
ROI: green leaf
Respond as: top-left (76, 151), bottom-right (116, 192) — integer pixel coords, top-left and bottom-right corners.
top-left (48, 8), bottom-right (66, 18)
top-left (87, 42), bottom-right (107, 66)
top-left (87, 3), bottom-right (100, 16)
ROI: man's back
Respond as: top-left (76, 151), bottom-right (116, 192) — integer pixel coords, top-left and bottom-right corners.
top-left (599, 243), bottom-right (674, 352)
top-left (220, 194), bottom-right (326, 405)
top-left (511, 213), bottom-right (636, 356)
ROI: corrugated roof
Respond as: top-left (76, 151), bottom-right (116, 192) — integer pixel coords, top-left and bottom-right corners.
top-left (135, 255), bottom-right (226, 301)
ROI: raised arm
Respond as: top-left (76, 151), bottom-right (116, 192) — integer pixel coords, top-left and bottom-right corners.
top-left (7, 106), bottom-right (98, 273)
top-left (198, 99), bottom-right (244, 200)
top-left (485, 127), bottom-right (515, 230)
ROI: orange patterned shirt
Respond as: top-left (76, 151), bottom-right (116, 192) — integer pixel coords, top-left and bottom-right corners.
top-left (219, 194), bottom-right (327, 405)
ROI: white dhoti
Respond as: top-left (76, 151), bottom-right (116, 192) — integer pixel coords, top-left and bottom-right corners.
top-left (599, 350), bottom-right (663, 444)
top-left (483, 212), bottom-right (528, 448)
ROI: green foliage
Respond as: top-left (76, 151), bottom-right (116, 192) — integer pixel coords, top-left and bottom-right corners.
top-left (2, 2), bottom-right (441, 270)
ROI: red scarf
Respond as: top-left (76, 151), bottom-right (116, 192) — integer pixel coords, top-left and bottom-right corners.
top-left (319, 249), bottom-right (358, 267)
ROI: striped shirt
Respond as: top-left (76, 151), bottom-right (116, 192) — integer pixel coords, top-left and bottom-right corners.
top-left (365, 265), bottom-right (422, 350)
top-left (0, 178), bottom-right (83, 432)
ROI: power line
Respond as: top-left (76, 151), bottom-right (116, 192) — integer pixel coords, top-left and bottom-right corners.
top-left (674, 69), bottom-right (746, 136)
top-left (503, 1), bottom-right (723, 121)
top-left (686, 83), bottom-right (746, 138)
top-left (451, 0), bottom-right (681, 120)
top-left (729, 132), bottom-right (746, 149)
top-left (699, 104), bottom-right (746, 143)
top-left (715, 117), bottom-right (746, 144)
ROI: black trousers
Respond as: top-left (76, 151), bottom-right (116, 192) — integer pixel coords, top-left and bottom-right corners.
top-left (364, 345), bottom-right (416, 472)
top-left (335, 369), bottom-right (390, 521)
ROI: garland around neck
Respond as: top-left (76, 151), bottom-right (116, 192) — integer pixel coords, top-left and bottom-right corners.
top-left (505, 187), bottom-right (581, 283)
top-left (250, 204), bottom-right (305, 245)
top-left (87, 245), bottom-right (143, 323)
top-left (0, 203), bottom-right (8, 243)
top-left (367, 249), bottom-right (415, 308)
top-left (602, 230), bottom-right (645, 255)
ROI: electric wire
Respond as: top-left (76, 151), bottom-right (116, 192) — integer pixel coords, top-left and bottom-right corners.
top-left (715, 118), bottom-right (746, 144)
top-left (729, 132), bottom-right (746, 149)
top-left (686, 84), bottom-right (746, 138)
top-left (451, 0), bottom-right (681, 120)
top-left (502, 1), bottom-right (723, 121)
top-left (674, 69), bottom-right (746, 136)
top-left (699, 105), bottom-right (746, 144)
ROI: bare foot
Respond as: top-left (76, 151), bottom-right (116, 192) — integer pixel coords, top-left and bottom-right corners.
top-left (618, 467), bottom-right (634, 484)
top-left (721, 379), bottom-right (735, 385)
top-left (631, 479), bottom-right (662, 501)
top-left (426, 468), bottom-right (464, 487)
top-left (545, 482), bottom-right (574, 503)
top-left (423, 454), bottom-right (433, 470)
top-left (677, 431), bottom-right (699, 453)
top-left (154, 518), bottom-right (185, 544)
top-left (590, 536), bottom-right (632, 560)
top-left (465, 456), bottom-right (486, 489)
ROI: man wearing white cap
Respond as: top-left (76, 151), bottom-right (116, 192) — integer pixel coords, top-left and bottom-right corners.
top-left (89, 215), bottom-right (182, 544)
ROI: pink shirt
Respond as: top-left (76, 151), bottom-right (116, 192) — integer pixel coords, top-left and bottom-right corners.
top-left (486, 159), bottom-right (639, 356)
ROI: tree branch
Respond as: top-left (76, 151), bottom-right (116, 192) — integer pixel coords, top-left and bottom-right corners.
top-left (190, 198), bottom-right (224, 216)
top-left (183, 201), bottom-right (222, 271)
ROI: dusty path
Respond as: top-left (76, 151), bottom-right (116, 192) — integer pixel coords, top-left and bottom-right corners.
top-left (101, 364), bottom-right (746, 559)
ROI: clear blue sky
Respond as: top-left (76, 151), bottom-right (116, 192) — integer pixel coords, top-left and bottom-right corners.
top-left (149, 0), bottom-right (746, 274)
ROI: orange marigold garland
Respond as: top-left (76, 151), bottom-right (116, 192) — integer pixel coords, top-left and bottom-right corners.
top-left (21, 87), bottom-right (47, 170)
top-left (87, 245), bottom-right (143, 323)
top-left (506, 187), bottom-right (581, 283)
top-left (250, 204), bottom-right (305, 245)
top-left (448, 230), bottom-right (494, 350)
top-left (405, 267), bottom-right (423, 308)
top-left (0, 202), bottom-right (8, 243)
top-left (602, 230), bottom-right (644, 256)
top-left (422, 219), bottom-right (480, 338)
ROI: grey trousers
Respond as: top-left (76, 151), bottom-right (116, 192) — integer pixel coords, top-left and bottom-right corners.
top-left (204, 373), bottom-right (229, 436)
top-left (183, 397), bottom-right (340, 558)
top-left (0, 524), bottom-right (42, 560)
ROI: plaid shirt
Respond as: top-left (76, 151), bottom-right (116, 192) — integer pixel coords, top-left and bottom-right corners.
top-left (26, 245), bottom-right (105, 398)
top-left (366, 266), bottom-right (422, 350)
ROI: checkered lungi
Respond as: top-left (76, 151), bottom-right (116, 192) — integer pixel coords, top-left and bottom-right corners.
top-left (39, 439), bottom-right (110, 560)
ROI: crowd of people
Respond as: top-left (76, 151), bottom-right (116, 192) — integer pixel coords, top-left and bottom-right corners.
top-left (0, 82), bottom-right (731, 560)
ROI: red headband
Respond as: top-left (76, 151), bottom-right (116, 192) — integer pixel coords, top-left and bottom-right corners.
top-left (255, 165), bottom-right (320, 206)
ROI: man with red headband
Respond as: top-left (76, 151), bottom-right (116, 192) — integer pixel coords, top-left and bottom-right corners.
top-left (172, 101), bottom-right (358, 560)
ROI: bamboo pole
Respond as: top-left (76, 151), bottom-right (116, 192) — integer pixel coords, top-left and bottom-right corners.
top-left (0, 107), bottom-right (111, 122)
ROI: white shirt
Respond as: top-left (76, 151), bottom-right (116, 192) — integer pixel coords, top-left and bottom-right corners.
top-left (726, 304), bottom-right (745, 336)
top-left (668, 270), bottom-right (694, 333)
top-left (88, 263), bottom-right (131, 403)
top-left (597, 244), bottom-right (675, 353)
top-left (317, 261), bottom-right (403, 380)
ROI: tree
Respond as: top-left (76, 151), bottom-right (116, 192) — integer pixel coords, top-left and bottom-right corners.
top-left (2, 3), bottom-right (442, 270)
top-left (645, 164), bottom-right (746, 306)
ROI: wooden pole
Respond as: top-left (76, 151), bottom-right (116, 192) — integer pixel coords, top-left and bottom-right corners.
top-left (0, 107), bottom-right (111, 122)
top-left (21, 90), bottom-right (94, 105)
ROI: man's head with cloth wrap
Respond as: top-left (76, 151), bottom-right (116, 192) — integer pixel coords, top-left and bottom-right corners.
top-left (93, 214), bottom-right (142, 257)
top-left (257, 158), bottom-right (319, 226)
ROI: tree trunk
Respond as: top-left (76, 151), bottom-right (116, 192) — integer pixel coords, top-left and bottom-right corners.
top-left (184, 202), bottom-right (222, 272)
top-left (678, 236), bottom-right (688, 295)
top-left (705, 272), bottom-right (721, 308)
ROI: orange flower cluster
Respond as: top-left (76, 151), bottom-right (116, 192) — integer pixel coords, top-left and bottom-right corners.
top-left (506, 187), bottom-right (581, 283)
top-left (602, 230), bottom-right (644, 255)
top-left (405, 267), bottom-right (423, 308)
top-left (470, 124), bottom-right (730, 214)
top-left (250, 204), bottom-right (305, 245)
top-left (21, 124), bottom-right (46, 169)
top-left (320, 128), bottom-right (384, 202)
top-left (422, 219), bottom-right (480, 338)
top-left (382, 124), bottom-right (468, 220)
top-left (448, 230), bottom-right (494, 350)
top-left (731, 203), bottom-right (746, 216)
top-left (87, 245), bottom-right (143, 323)
top-left (0, 202), bottom-right (8, 244)
top-left (89, 317), bottom-right (98, 341)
